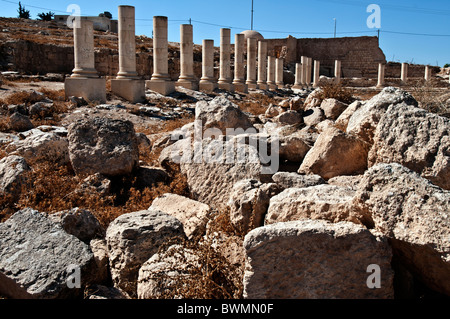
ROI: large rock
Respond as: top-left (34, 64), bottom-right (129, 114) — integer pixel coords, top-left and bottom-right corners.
top-left (0, 208), bottom-right (95, 299)
top-left (105, 209), bottom-right (185, 297)
top-left (6, 129), bottom-right (69, 165)
top-left (48, 208), bottom-right (105, 243)
top-left (271, 172), bottom-right (325, 189)
top-left (227, 179), bottom-right (280, 234)
top-left (320, 98), bottom-right (348, 120)
top-left (303, 107), bottom-right (325, 127)
top-left (335, 100), bottom-right (363, 131)
top-left (68, 117), bottom-right (139, 177)
top-left (368, 103), bottom-right (450, 190)
top-left (298, 126), bottom-right (370, 180)
top-left (243, 219), bottom-right (394, 299)
top-left (274, 110), bottom-right (303, 126)
top-left (303, 88), bottom-right (323, 110)
top-left (195, 96), bottom-right (255, 135)
top-left (8, 112), bottom-right (34, 132)
top-left (353, 163), bottom-right (450, 295)
top-left (277, 130), bottom-right (311, 163)
top-left (177, 137), bottom-right (266, 210)
top-left (346, 87), bottom-right (418, 144)
top-left (0, 155), bottom-right (30, 200)
top-left (149, 193), bottom-right (212, 239)
top-left (265, 184), bottom-right (368, 226)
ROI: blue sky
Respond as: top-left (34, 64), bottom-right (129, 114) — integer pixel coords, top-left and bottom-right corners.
top-left (1, 0), bottom-right (449, 66)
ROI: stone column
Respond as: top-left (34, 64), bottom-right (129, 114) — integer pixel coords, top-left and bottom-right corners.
top-left (257, 41), bottom-right (268, 90)
top-left (293, 63), bottom-right (303, 90)
top-left (425, 65), bottom-right (431, 81)
top-left (306, 57), bottom-right (313, 86)
top-left (401, 63), bottom-right (408, 83)
top-left (65, 19), bottom-right (106, 103)
top-left (176, 24), bottom-right (198, 90)
top-left (146, 16), bottom-right (175, 95)
top-left (335, 60), bottom-right (341, 84)
top-left (275, 58), bottom-right (284, 89)
top-left (233, 33), bottom-right (248, 93)
top-left (218, 28), bottom-right (234, 91)
top-left (267, 56), bottom-right (276, 90)
top-left (246, 38), bottom-right (258, 89)
top-left (377, 63), bottom-right (385, 88)
top-left (300, 56), bottom-right (307, 85)
top-left (313, 60), bottom-right (320, 88)
top-left (199, 39), bottom-right (218, 92)
top-left (111, 5), bottom-right (145, 103)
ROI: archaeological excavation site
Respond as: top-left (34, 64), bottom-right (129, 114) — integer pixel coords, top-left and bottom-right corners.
top-left (0, 3), bottom-right (449, 302)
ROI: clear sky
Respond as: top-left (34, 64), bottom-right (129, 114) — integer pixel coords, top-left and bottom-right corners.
top-left (1, 0), bottom-right (449, 66)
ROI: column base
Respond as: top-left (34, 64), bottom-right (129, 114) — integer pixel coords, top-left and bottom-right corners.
top-left (218, 82), bottom-right (235, 92)
top-left (267, 83), bottom-right (277, 91)
top-left (146, 79), bottom-right (175, 96)
top-left (233, 82), bottom-right (248, 93)
top-left (176, 79), bottom-right (199, 91)
top-left (246, 82), bottom-right (258, 89)
top-left (257, 83), bottom-right (268, 90)
top-left (292, 84), bottom-right (304, 90)
top-left (276, 83), bottom-right (285, 89)
top-left (111, 79), bottom-right (146, 103)
top-left (199, 81), bottom-right (218, 93)
top-left (65, 77), bottom-right (106, 103)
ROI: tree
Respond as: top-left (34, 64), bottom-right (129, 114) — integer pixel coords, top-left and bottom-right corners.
top-left (99, 11), bottom-right (113, 19)
top-left (17, 2), bottom-right (30, 19)
top-left (444, 64), bottom-right (450, 68)
top-left (37, 11), bottom-right (55, 21)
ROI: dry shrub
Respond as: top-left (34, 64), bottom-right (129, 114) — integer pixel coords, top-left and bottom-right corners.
top-left (3, 91), bottom-right (45, 105)
top-left (318, 83), bottom-right (355, 105)
top-left (409, 80), bottom-right (450, 117)
top-left (39, 88), bottom-right (65, 102)
top-left (238, 93), bottom-right (277, 115)
top-left (151, 210), bottom-right (244, 299)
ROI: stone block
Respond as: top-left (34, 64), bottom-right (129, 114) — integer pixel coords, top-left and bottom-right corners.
top-left (111, 79), bottom-right (146, 103)
top-left (65, 77), bottom-right (106, 104)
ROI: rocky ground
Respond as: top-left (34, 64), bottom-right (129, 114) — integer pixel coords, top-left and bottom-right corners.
top-left (0, 71), bottom-right (449, 299)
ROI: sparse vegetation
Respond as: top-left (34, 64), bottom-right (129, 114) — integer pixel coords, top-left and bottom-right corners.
top-left (37, 12), bottom-right (55, 22)
top-left (238, 93), bottom-right (278, 115)
top-left (318, 83), bottom-right (355, 105)
top-left (409, 79), bottom-right (450, 118)
top-left (17, 2), bottom-right (30, 19)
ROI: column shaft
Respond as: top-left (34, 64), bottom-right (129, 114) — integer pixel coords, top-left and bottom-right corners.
top-left (176, 24), bottom-right (197, 90)
top-left (267, 56), bottom-right (276, 90)
top-left (313, 60), bottom-right (320, 88)
top-left (275, 57), bottom-right (284, 88)
top-left (377, 63), bottom-right (385, 88)
top-left (401, 63), bottom-right (408, 82)
top-left (293, 63), bottom-right (303, 89)
top-left (199, 39), bottom-right (217, 92)
top-left (152, 16), bottom-right (169, 80)
top-left (71, 19), bottom-right (98, 78)
top-left (246, 38), bottom-right (257, 88)
top-left (117, 5), bottom-right (138, 79)
top-left (257, 41), bottom-right (268, 89)
top-left (335, 60), bottom-right (341, 84)
top-left (233, 34), bottom-right (248, 92)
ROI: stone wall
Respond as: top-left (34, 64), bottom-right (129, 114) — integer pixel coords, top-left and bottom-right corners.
top-left (266, 36), bottom-right (387, 79)
top-left (385, 62), bottom-right (440, 78)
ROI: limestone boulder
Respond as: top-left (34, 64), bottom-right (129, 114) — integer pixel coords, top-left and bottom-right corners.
top-left (335, 100), bottom-right (363, 131)
top-left (227, 179), bottom-right (281, 233)
top-left (0, 208), bottom-right (96, 299)
top-left (0, 155), bottom-right (30, 200)
top-left (89, 239), bottom-right (109, 285)
top-left (303, 107), bottom-right (325, 127)
top-left (149, 193), bottom-right (212, 239)
top-left (68, 117), bottom-right (139, 177)
top-left (274, 110), bottom-right (303, 126)
top-left (353, 163), bottom-right (450, 295)
top-left (265, 184), bottom-right (368, 226)
top-left (48, 208), bottom-right (105, 243)
top-left (271, 172), bottom-right (325, 189)
top-left (8, 112), bottom-right (34, 132)
top-left (346, 87), bottom-right (417, 144)
top-left (178, 137), bottom-right (265, 210)
top-left (298, 126), bottom-right (370, 180)
top-left (277, 130), bottom-right (311, 163)
top-left (105, 209), bottom-right (185, 297)
top-left (6, 129), bottom-right (69, 165)
top-left (195, 96), bottom-right (255, 135)
top-left (368, 103), bottom-right (450, 190)
top-left (303, 88), bottom-right (323, 110)
top-left (320, 98), bottom-right (348, 120)
top-left (243, 219), bottom-right (394, 299)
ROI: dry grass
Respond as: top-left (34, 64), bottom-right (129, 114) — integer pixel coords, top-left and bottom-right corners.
top-left (409, 80), bottom-right (450, 117)
top-left (238, 93), bottom-right (278, 115)
top-left (149, 209), bottom-right (245, 299)
top-left (318, 83), bottom-right (355, 105)
top-left (2, 91), bottom-right (46, 105)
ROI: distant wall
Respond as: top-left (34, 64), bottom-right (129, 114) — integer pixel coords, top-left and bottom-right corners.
top-left (266, 36), bottom-right (387, 79)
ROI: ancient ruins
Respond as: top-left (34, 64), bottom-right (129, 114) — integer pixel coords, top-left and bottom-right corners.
top-left (0, 4), bottom-right (449, 302)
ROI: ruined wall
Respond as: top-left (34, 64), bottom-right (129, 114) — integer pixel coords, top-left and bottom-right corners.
top-left (266, 36), bottom-right (386, 78)
top-left (385, 62), bottom-right (440, 78)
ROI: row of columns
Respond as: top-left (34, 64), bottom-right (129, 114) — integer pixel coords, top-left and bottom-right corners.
top-left (65, 6), bottom-right (288, 102)
top-left (377, 62), bottom-right (435, 88)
